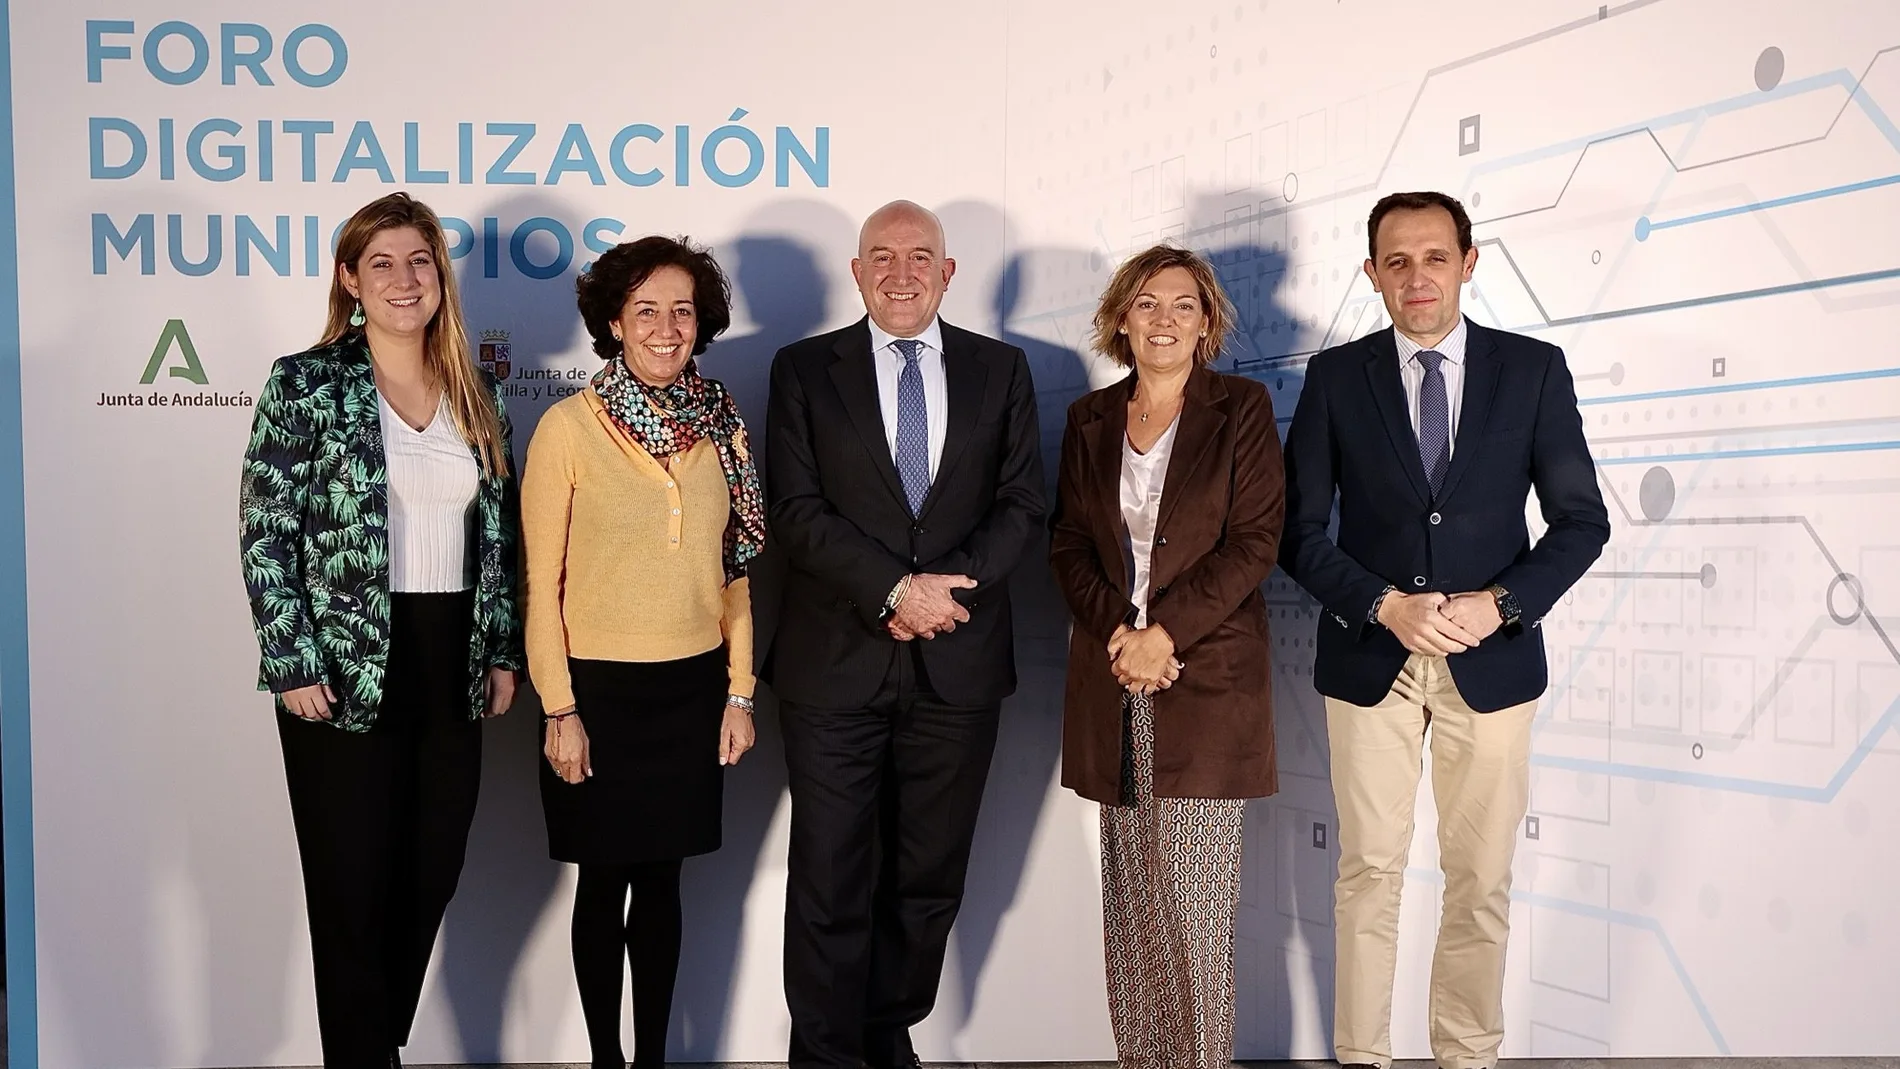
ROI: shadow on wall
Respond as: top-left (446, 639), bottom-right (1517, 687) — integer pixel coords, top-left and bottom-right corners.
top-left (38, 186), bottom-right (1332, 1069)
top-left (933, 199), bottom-right (1105, 1050)
top-left (1185, 188), bottom-right (1344, 1059)
top-left (430, 195), bottom-right (868, 1064)
top-left (668, 197), bottom-right (858, 1059)
top-left (434, 191), bottom-right (591, 1064)
top-left (189, 182), bottom-right (303, 1069)
top-left (36, 185), bottom-right (308, 1069)
top-left (978, 186), bottom-right (1337, 1058)
top-left (402, 186), bottom-right (1336, 1063)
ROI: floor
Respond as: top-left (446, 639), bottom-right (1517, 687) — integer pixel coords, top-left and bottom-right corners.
top-left (2, 986), bottom-right (1892, 1069)
top-left (382, 1062), bottom-right (1900, 1068)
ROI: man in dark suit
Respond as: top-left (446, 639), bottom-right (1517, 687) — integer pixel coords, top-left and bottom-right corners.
top-left (1279, 191), bottom-right (1610, 1069)
top-left (764, 200), bottom-right (1045, 1069)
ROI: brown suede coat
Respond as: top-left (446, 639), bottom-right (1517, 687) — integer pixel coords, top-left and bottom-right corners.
top-left (1050, 365), bottom-right (1285, 803)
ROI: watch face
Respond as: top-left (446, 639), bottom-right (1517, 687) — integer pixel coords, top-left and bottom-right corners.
top-left (1493, 589), bottom-right (1520, 623)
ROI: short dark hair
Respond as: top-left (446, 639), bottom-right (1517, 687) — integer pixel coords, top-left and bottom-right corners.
top-left (576, 235), bottom-right (732, 360)
top-left (1367, 191), bottom-right (1473, 260)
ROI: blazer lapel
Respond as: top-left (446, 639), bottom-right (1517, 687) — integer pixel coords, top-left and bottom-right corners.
top-left (1087, 377), bottom-right (1136, 595)
top-left (919, 323), bottom-right (987, 518)
top-left (340, 345), bottom-right (388, 502)
top-left (1364, 329), bottom-right (1431, 504)
top-left (1154, 365), bottom-right (1228, 536)
top-left (826, 319), bottom-right (908, 509)
top-left (1435, 321), bottom-right (1500, 504)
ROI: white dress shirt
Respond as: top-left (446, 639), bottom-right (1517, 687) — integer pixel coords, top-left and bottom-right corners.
top-left (1120, 416), bottom-right (1181, 629)
top-left (870, 316), bottom-right (949, 480)
top-left (378, 392), bottom-right (479, 593)
top-left (1395, 316), bottom-right (1469, 457)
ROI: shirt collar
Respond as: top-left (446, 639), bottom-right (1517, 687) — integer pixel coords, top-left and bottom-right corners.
top-left (869, 316), bottom-right (945, 361)
top-left (1394, 316), bottom-right (1468, 367)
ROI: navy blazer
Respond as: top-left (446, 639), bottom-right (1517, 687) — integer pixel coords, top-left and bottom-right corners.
top-left (1278, 319), bottom-right (1610, 712)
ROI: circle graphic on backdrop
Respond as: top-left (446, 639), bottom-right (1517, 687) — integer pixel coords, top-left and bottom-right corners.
top-left (1756, 46), bottom-right (1786, 92)
top-left (1640, 465), bottom-right (1676, 521)
top-left (1826, 572), bottom-right (1865, 625)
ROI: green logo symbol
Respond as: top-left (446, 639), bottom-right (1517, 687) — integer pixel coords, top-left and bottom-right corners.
top-left (141, 318), bottom-right (208, 385)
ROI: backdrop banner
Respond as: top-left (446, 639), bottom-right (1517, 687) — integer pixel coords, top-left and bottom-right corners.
top-left (4, 1), bottom-right (1897, 1065)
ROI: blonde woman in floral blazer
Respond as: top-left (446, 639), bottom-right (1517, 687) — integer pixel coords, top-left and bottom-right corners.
top-left (238, 193), bottom-right (522, 1069)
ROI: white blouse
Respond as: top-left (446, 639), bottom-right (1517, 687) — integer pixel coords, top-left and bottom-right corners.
top-left (378, 392), bottom-right (479, 593)
top-left (1119, 416), bottom-right (1181, 628)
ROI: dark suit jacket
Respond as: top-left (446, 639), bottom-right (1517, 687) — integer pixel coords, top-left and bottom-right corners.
top-left (1278, 319), bottom-right (1611, 712)
top-left (1050, 366), bottom-right (1284, 803)
top-left (762, 317), bottom-right (1045, 709)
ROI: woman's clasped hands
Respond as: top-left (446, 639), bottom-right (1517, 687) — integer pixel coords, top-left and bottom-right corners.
top-left (1108, 623), bottom-right (1183, 697)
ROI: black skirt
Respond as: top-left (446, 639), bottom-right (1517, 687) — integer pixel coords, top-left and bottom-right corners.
top-left (538, 647), bottom-right (728, 864)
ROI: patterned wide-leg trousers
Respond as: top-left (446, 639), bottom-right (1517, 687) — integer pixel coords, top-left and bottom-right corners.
top-left (1100, 691), bottom-right (1248, 1069)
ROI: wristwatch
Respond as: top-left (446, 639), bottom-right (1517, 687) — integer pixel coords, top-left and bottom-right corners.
top-left (1368, 584), bottom-right (1397, 626)
top-left (878, 575), bottom-right (912, 623)
top-left (1486, 584), bottom-right (1522, 628)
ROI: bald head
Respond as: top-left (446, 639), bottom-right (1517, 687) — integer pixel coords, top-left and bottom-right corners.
top-left (858, 200), bottom-right (947, 257)
top-left (852, 199), bottom-right (956, 337)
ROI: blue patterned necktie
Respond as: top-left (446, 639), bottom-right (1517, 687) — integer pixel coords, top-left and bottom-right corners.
top-left (1416, 348), bottom-right (1450, 496)
top-left (893, 339), bottom-right (930, 515)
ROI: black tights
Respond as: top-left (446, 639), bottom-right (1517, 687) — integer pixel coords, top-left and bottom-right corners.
top-left (571, 859), bottom-right (683, 1069)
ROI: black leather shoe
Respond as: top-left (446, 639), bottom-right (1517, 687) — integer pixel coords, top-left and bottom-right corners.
top-left (1341, 1063), bottom-right (1381, 1069)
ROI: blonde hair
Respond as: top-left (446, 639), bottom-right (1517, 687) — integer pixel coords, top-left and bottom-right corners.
top-left (1089, 243), bottom-right (1235, 368)
top-left (321, 192), bottom-right (507, 474)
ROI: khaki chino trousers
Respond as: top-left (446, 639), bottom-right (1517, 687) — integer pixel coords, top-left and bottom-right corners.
top-left (1326, 653), bottom-right (1535, 1068)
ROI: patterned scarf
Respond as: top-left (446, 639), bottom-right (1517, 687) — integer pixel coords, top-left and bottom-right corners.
top-left (591, 357), bottom-right (765, 584)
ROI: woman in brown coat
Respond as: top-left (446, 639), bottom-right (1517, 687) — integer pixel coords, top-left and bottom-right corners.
top-left (1049, 243), bottom-right (1285, 1069)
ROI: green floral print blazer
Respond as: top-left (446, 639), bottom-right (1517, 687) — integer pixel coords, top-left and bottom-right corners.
top-left (238, 336), bottom-right (525, 731)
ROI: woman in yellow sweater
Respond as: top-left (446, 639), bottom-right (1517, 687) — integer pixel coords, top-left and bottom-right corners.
top-left (521, 235), bottom-right (763, 1069)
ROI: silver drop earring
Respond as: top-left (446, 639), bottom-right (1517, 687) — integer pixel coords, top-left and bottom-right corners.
top-left (349, 300), bottom-right (366, 327)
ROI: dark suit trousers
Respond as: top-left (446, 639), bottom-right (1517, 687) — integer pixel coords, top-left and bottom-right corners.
top-left (277, 590), bottom-right (483, 1069)
top-left (781, 644), bottom-right (1002, 1069)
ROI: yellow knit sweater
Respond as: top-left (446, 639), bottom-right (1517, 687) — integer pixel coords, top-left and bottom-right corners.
top-left (521, 390), bottom-right (754, 714)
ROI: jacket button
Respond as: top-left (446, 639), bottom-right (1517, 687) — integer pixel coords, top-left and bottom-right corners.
top-left (1155, 585), bottom-right (1169, 597)
top-left (1413, 575), bottom-right (1427, 587)
top-left (1429, 512), bottom-right (1442, 525)
top-left (1156, 536), bottom-right (1168, 547)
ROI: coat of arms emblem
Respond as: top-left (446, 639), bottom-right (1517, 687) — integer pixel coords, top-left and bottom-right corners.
top-left (478, 329), bottom-right (512, 380)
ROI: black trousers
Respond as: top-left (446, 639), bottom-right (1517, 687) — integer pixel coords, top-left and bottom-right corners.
top-left (781, 644), bottom-right (1002, 1069)
top-left (278, 590), bottom-right (483, 1069)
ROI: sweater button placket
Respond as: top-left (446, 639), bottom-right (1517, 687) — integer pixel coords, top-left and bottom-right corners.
top-left (669, 480), bottom-right (683, 547)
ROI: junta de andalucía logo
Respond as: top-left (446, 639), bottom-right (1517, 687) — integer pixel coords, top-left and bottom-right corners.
top-left (99, 318), bottom-right (253, 409)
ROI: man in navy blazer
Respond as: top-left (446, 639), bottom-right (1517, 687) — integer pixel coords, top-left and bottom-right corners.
top-left (1279, 191), bottom-right (1610, 1069)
